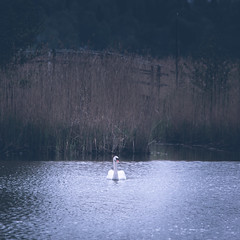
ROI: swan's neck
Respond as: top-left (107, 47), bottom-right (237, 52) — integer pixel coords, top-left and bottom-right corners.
top-left (113, 160), bottom-right (118, 179)
top-left (113, 160), bottom-right (118, 171)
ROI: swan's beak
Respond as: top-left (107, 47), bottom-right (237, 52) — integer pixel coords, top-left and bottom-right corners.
top-left (117, 160), bottom-right (119, 163)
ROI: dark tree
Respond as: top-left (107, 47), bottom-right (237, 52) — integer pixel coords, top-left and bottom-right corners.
top-left (0, 0), bottom-right (41, 67)
top-left (1, 0), bottom-right (240, 61)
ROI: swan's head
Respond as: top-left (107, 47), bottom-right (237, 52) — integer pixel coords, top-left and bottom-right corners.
top-left (113, 156), bottom-right (119, 163)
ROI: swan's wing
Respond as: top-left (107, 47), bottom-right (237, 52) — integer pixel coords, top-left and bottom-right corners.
top-left (118, 170), bottom-right (126, 180)
top-left (107, 170), bottom-right (114, 179)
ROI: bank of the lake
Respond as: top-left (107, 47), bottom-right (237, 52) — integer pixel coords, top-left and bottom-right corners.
top-left (1, 50), bottom-right (240, 158)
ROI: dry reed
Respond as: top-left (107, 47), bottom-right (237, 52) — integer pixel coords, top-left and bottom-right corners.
top-left (0, 50), bottom-right (240, 158)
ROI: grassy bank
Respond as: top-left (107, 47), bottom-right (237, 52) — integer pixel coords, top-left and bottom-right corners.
top-left (0, 51), bottom-right (156, 158)
top-left (0, 50), bottom-right (240, 158)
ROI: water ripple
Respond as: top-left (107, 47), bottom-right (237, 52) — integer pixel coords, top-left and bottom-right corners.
top-left (0, 160), bottom-right (240, 239)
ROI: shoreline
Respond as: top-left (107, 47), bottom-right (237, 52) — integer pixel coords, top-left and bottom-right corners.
top-left (0, 50), bottom-right (240, 160)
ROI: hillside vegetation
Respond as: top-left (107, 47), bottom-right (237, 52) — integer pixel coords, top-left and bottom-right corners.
top-left (0, 50), bottom-right (239, 158)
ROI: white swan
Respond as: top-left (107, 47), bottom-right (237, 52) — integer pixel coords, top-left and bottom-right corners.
top-left (107, 156), bottom-right (126, 180)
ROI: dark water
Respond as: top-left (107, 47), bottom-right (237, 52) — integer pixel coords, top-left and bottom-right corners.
top-left (1, 147), bottom-right (240, 240)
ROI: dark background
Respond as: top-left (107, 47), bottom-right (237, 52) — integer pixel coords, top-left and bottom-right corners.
top-left (1, 0), bottom-right (240, 65)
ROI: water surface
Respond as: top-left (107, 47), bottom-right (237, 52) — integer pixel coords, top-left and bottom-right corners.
top-left (0, 151), bottom-right (240, 239)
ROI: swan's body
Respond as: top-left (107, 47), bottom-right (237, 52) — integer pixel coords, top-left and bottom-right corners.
top-left (107, 169), bottom-right (126, 180)
top-left (107, 156), bottom-right (126, 180)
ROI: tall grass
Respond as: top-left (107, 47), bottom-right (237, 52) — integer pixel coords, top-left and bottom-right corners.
top-left (152, 57), bottom-right (240, 150)
top-left (0, 50), bottom-right (240, 158)
top-left (0, 51), bottom-right (158, 157)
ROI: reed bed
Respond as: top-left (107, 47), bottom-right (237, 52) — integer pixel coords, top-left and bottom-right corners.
top-left (0, 50), bottom-right (240, 158)
top-left (0, 51), bottom-right (157, 157)
top-left (152, 57), bottom-right (240, 150)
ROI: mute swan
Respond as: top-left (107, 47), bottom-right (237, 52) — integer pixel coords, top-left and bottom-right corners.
top-left (107, 156), bottom-right (126, 180)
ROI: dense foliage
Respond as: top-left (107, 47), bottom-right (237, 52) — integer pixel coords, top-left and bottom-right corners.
top-left (1, 0), bottom-right (240, 157)
top-left (1, 0), bottom-right (240, 66)
top-left (0, 0), bottom-right (41, 67)
top-left (36, 0), bottom-right (240, 58)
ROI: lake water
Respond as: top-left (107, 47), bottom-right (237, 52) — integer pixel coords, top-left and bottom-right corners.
top-left (1, 146), bottom-right (240, 240)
